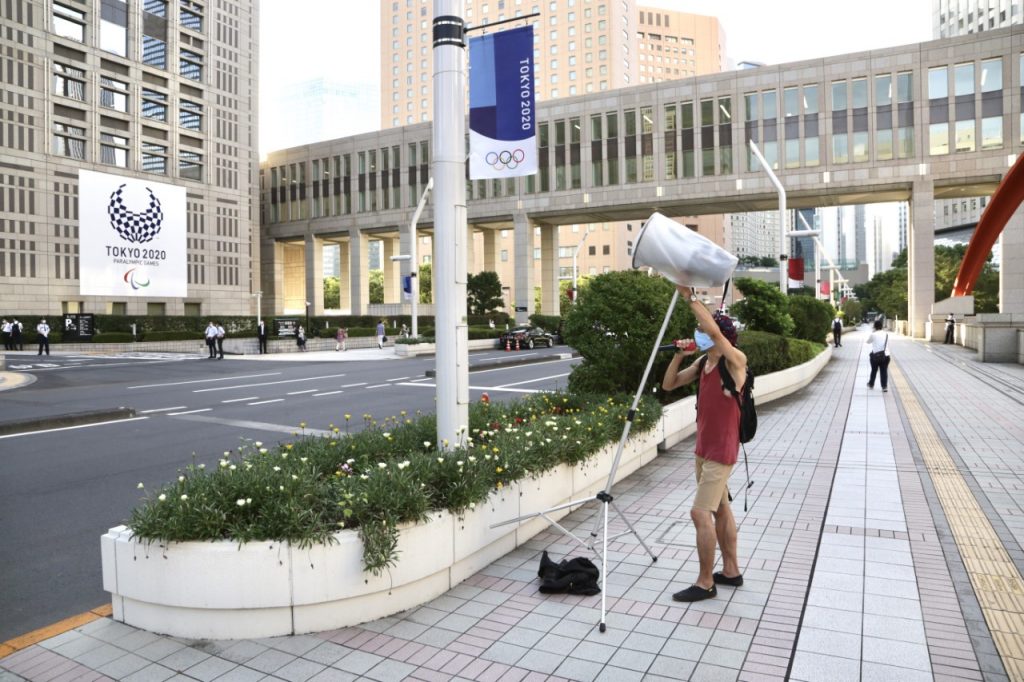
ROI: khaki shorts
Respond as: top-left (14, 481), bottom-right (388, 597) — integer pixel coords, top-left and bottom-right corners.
top-left (693, 456), bottom-right (734, 512)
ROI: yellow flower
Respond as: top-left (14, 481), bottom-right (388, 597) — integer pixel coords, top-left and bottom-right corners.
top-left (496, 466), bottom-right (504, 474)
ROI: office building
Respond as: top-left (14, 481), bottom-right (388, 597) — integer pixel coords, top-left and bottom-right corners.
top-left (934, 0), bottom-right (1022, 37)
top-left (1, 0), bottom-right (259, 317)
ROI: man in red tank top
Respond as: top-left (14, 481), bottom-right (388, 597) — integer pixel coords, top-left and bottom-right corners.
top-left (662, 285), bottom-right (747, 602)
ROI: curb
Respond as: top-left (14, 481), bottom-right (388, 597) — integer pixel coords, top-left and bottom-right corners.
top-left (0, 371), bottom-right (37, 392)
top-left (424, 351), bottom-right (580, 377)
top-left (0, 406), bottom-right (136, 436)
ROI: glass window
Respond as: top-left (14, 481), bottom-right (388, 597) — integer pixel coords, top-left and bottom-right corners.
top-left (180, 0), bottom-right (204, 31)
top-left (180, 49), bottom-right (204, 81)
top-left (875, 74), bottom-right (892, 106)
top-left (928, 66), bottom-right (948, 99)
top-left (785, 138), bottom-right (799, 168)
top-left (762, 90), bottom-right (777, 119)
top-left (53, 3), bottom-right (86, 42)
top-left (141, 89), bottom-right (168, 120)
top-left (142, 35), bottom-right (167, 68)
top-left (833, 134), bottom-right (848, 163)
top-left (142, 142), bottom-right (168, 174)
top-left (744, 92), bottom-right (758, 121)
top-left (898, 127), bottom-right (914, 157)
top-left (53, 63), bottom-right (86, 101)
top-left (897, 72), bottom-right (913, 102)
top-left (805, 137), bottom-right (820, 166)
top-left (852, 131), bottom-right (869, 162)
top-left (100, 132), bottom-right (129, 167)
top-left (981, 58), bottom-right (1002, 92)
top-left (981, 116), bottom-right (1002, 148)
top-left (180, 150), bottom-right (203, 180)
top-left (954, 62), bottom-right (974, 96)
top-left (876, 129), bottom-right (893, 160)
top-left (831, 81), bottom-right (847, 110)
top-left (783, 87), bottom-right (799, 117)
top-left (955, 119), bottom-right (975, 151)
top-left (100, 76), bottom-right (128, 112)
top-left (929, 122), bottom-right (949, 155)
top-left (180, 100), bottom-right (203, 130)
top-left (700, 98), bottom-right (714, 126)
top-left (851, 78), bottom-right (867, 108)
top-left (53, 122), bottom-right (86, 159)
top-left (100, 0), bottom-right (128, 56)
top-left (803, 84), bottom-right (819, 114)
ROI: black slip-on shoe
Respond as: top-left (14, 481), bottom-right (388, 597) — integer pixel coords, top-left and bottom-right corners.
top-left (672, 584), bottom-right (717, 602)
top-left (713, 572), bottom-right (744, 587)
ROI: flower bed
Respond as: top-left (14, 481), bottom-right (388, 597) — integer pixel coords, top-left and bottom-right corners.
top-left (103, 393), bottom-right (660, 639)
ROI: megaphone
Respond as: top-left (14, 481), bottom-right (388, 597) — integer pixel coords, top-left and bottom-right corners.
top-left (631, 212), bottom-right (738, 288)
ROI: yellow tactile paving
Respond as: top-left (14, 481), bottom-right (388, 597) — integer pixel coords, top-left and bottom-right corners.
top-left (892, 364), bottom-right (1024, 680)
top-left (0, 604), bottom-right (112, 660)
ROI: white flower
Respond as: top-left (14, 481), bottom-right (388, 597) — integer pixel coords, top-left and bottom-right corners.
top-left (437, 457), bottom-right (444, 463)
top-left (281, 452), bottom-right (288, 459)
top-left (178, 475), bottom-right (185, 482)
top-left (468, 456), bottom-right (476, 463)
top-left (137, 482), bottom-right (144, 489)
top-left (197, 463), bottom-right (205, 469)
top-left (279, 485), bottom-right (285, 491)
top-left (346, 458), bottom-right (355, 464)
top-left (423, 441), bottom-right (431, 448)
top-left (219, 460), bottom-right (229, 468)
top-left (360, 474), bottom-right (369, 480)
top-left (378, 462), bottom-right (387, 469)
top-left (259, 448), bottom-right (268, 454)
top-left (273, 466), bottom-right (281, 472)
top-left (229, 464), bottom-right (237, 471)
top-left (236, 498), bottom-right (246, 507)
top-left (469, 502), bottom-right (476, 509)
top-left (158, 493), bottom-right (166, 502)
top-left (456, 461), bottom-right (464, 467)
top-left (383, 432), bottom-right (391, 438)
top-left (300, 457), bottom-right (308, 463)
top-left (180, 494), bottom-right (188, 501)
top-left (397, 461), bottom-right (410, 470)
top-left (291, 474), bottom-right (298, 480)
top-left (246, 497), bottom-right (252, 504)
top-left (255, 441), bottom-right (263, 447)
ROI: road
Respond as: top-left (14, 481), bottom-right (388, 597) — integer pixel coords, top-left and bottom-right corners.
top-left (0, 346), bottom-right (580, 641)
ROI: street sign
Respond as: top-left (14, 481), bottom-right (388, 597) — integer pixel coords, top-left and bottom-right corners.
top-left (274, 318), bottom-right (298, 337)
top-left (63, 313), bottom-right (95, 341)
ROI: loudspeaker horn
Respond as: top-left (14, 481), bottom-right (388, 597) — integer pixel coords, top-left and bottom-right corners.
top-left (631, 212), bottom-right (738, 288)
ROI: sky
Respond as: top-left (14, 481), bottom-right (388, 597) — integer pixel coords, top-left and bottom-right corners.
top-left (259, 0), bottom-right (933, 151)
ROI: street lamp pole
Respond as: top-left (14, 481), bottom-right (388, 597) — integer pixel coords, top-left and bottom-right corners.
top-left (748, 140), bottom-right (788, 294)
top-left (407, 177), bottom-right (433, 340)
top-left (571, 230), bottom-right (590, 304)
top-left (252, 290), bottom-right (262, 327)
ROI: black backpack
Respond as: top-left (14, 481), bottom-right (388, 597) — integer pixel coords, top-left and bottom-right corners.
top-left (695, 355), bottom-right (757, 444)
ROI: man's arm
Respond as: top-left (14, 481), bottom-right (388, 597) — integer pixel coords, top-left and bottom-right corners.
top-left (678, 285), bottom-right (747, 387)
top-left (662, 342), bottom-right (700, 391)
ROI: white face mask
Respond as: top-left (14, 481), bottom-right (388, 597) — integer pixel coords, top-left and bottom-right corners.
top-left (693, 329), bottom-right (714, 351)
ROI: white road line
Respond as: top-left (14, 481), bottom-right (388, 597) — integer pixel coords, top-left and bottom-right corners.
top-left (469, 357), bottom-right (577, 375)
top-left (170, 414), bottom-right (332, 437)
top-left (497, 372), bottom-right (570, 388)
top-left (386, 376), bottom-right (411, 382)
top-left (341, 382), bottom-right (367, 388)
top-left (396, 382), bottom-right (543, 394)
top-left (0, 416), bottom-right (150, 440)
top-left (140, 406), bottom-right (188, 414)
top-left (408, 377), bottom-right (432, 383)
top-left (129, 372), bottom-right (280, 389)
top-left (193, 373), bottom-right (347, 393)
top-left (313, 390), bottom-right (344, 397)
top-left (364, 383), bottom-right (390, 389)
top-left (248, 399), bottom-right (284, 405)
top-left (221, 396), bottom-right (258, 403)
top-left (287, 389), bottom-right (318, 395)
top-left (24, 359), bottom-right (192, 372)
top-left (166, 408), bottom-right (212, 416)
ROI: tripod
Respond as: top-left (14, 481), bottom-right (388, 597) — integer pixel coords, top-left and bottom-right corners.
top-left (492, 290), bottom-right (680, 632)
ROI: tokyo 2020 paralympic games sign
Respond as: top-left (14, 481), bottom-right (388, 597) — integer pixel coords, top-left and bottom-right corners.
top-left (469, 25), bottom-right (537, 180)
top-left (79, 169), bottom-right (186, 297)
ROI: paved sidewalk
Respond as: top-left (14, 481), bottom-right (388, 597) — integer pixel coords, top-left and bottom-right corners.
top-left (2, 327), bottom-right (1023, 681)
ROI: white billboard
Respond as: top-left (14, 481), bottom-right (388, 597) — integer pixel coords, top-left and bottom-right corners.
top-left (78, 169), bottom-right (187, 297)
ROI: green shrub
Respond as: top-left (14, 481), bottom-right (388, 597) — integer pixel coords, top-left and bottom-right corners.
top-left (91, 332), bottom-right (134, 343)
top-left (528, 314), bottom-right (562, 334)
top-left (141, 330), bottom-right (204, 342)
top-left (127, 392), bottom-right (661, 575)
top-left (468, 327), bottom-right (502, 340)
top-left (562, 271), bottom-right (696, 398)
top-left (787, 295), bottom-right (834, 343)
top-left (730, 278), bottom-right (795, 337)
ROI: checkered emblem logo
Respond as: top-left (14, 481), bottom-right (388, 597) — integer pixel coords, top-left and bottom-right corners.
top-left (107, 184), bottom-right (163, 244)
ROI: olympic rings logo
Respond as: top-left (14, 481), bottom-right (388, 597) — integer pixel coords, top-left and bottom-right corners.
top-left (485, 149), bottom-right (525, 170)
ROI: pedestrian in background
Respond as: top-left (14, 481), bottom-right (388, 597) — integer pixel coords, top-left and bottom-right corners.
top-left (204, 321), bottom-right (218, 359)
top-left (376, 320), bottom-right (385, 349)
top-left (944, 313), bottom-right (955, 344)
top-left (256, 320), bottom-right (268, 354)
top-left (335, 326), bottom-right (347, 351)
top-left (1, 318), bottom-right (11, 350)
top-left (11, 318), bottom-right (23, 350)
top-left (832, 315), bottom-right (843, 347)
top-left (36, 319), bottom-right (50, 355)
top-left (296, 325), bottom-right (307, 351)
top-left (215, 321), bottom-right (226, 359)
top-left (866, 318), bottom-right (891, 392)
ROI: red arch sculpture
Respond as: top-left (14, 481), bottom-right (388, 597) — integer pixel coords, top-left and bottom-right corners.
top-left (953, 152), bottom-right (1024, 296)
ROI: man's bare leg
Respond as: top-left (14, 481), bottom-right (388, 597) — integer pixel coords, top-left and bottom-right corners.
top-left (691, 508), bottom-right (717, 589)
top-left (714, 501), bottom-right (740, 578)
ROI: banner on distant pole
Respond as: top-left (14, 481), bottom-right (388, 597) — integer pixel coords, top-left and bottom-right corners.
top-left (820, 281), bottom-right (831, 297)
top-left (469, 25), bottom-right (537, 179)
top-left (787, 258), bottom-right (805, 290)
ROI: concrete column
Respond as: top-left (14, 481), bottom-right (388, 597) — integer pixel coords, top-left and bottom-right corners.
top-left (483, 229), bottom-right (497, 272)
top-left (338, 241), bottom-right (351, 313)
top-left (348, 230), bottom-right (369, 315)
top-left (513, 211), bottom-right (535, 324)
top-left (540, 224), bottom-right (560, 316)
top-left (283, 242), bottom-right (305, 313)
top-left (908, 179), bottom-right (934, 338)
top-left (382, 237), bottom-right (402, 303)
top-left (1000, 205), bottom-right (1024, 314)
top-left (261, 239), bottom-right (285, 315)
top-left (304, 233), bottom-right (324, 315)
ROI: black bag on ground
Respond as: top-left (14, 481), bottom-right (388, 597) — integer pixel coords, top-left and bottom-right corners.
top-left (537, 550), bottom-right (600, 595)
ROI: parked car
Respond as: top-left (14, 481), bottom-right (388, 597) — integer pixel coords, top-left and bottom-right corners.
top-left (500, 325), bottom-right (555, 349)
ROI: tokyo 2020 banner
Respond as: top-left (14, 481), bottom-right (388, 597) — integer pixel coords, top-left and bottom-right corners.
top-left (78, 169), bottom-right (187, 297)
top-left (469, 25), bottom-right (537, 179)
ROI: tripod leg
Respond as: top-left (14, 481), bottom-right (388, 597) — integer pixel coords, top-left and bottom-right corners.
top-left (608, 499), bottom-right (658, 562)
top-left (599, 499), bottom-right (609, 633)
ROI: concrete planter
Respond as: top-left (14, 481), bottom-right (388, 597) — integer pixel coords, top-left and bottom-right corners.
top-left (394, 338), bottom-right (500, 357)
top-left (102, 428), bottom-right (659, 639)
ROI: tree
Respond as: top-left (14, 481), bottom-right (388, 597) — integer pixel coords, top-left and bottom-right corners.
top-left (738, 255), bottom-right (777, 268)
top-left (418, 263), bottom-right (432, 303)
top-left (323, 276), bottom-right (340, 309)
top-left (369, 269), bottom-right (383, 304)
top-left (729, 277), bottom-right (795, 337)
top-left (787, 294), bottom-right (834, 343)
top-left (841, 298), bottom-right (863, 324)
top-left (563, 270), bottom-right (696, 396)
top-left (467, 271), bottom-right (504, 314)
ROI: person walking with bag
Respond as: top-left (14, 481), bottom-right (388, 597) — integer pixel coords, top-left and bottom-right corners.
top-left (866, 318), bottom-right (891, 392)
top-left (376, 320), bottom-right (386, 349)
top-left (944, 313), bottom-right (955, 344)
top-left (335, 326), bottom-right (347, 351)
top-left (832, 315), bottom-right (843, 347)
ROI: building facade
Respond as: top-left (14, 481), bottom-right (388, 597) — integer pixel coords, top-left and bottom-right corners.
top-left (1, 0), bottom-right (259, 318)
